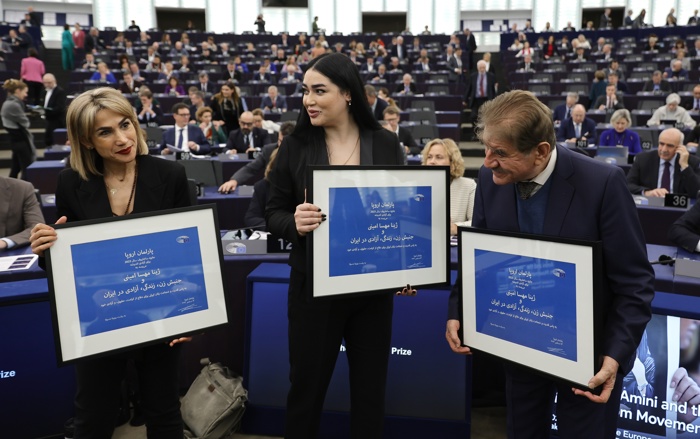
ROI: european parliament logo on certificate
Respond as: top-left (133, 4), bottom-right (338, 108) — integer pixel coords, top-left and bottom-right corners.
top-left (46, 205), bottom-right (229, 365)
top-left (308, 166), bottom-right (451, 299)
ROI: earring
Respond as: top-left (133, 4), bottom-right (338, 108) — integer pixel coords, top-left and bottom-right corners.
top-left (347, 100), bottom-right (352, 106)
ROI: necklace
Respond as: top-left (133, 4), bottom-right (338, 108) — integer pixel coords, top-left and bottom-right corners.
top-left (105, 162), bottom-right (138, 216)
top-left (327, 135), bottom-right (360, 165)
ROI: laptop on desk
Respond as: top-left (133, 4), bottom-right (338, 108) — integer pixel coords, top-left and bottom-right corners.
top-left (594, 146), bottom-right (629, 165)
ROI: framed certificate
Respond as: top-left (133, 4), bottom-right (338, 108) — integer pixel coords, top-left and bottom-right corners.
top-left (46, 205), bottom-right (229, 365)
top-left (308, 166), bottom-right (450, 298)
top-left (459, 227), bottom-right (603, 389)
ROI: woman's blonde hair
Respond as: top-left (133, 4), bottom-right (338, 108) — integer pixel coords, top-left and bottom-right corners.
top-left (3, 79), bottom-right (27, 94)
top-left (195, 105), bottom-right (213, 122)
top-left (421, 138), bottom-right (465, 180)
top-left (66, 87), bottom-right (148, 180)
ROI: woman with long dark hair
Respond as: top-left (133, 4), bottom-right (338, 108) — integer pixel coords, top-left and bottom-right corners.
top-left (1, 79), bottom-right (36, 178)
top-left (211, 81), bottom-right (243, 136)
top-left (265, 53), bottom-right (405, 439)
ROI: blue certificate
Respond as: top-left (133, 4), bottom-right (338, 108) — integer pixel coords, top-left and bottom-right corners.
top-left (71, 227), bottom-right (209, 337)
top-left (474, 250), bottom-right (577, 361)
top-left (328, 186), bottom-right (432, 277)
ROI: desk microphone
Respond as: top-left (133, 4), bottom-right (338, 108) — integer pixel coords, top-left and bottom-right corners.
top-left (649, 255), bottom-right (675, 266)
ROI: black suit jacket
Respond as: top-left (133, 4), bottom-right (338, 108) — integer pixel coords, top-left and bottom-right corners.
top-left (465, 72), bottom-right (496, 107)
top-left (397, 127), bottom-right (419, 155)
top-left (593, 95), bottom-right (625, 110)
top-left (642, 80), bottom-right (671, 93)
top-left (372, 98), bottom-right (388, 121)
top-left (231, 142), bottom-right (276, 184)
top-left (56, 155), bottom-right (191, 222)
top-left (266, 129), bottom-right (404, 274)
top-left (626, 150), bottom-right (700, 196)
top-left (395, 83), bottom-right (417, 94)
top-left (226, 127), bottom-right (269, 152)
top-left (41, 86), bottom-right (67, 124)
top-left (669, 202), bottom-right (700, 252)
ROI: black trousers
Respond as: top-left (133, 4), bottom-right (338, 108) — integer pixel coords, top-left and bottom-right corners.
top-left (26, 81), bottom-right (43, 106)
top-left (505, 363), bottom-right (624, 439)
top-left (7, 128), bottom-right (35, 179)
top-left (284, 269), bottom-right (393, 439)
top-left (73, 343), bottom-right (183, 439)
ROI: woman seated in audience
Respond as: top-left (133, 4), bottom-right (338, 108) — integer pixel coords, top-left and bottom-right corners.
top-left (509, 38), bottom-right (523, 52)
top-left (598, 109), bottom-right (642, 155)
top-left (89, 62), bottom-right (117, 84)
top-left (355, 42), bottom-right (366, 57)
top-left (673, 49), bottom-right (691, 71)
top-left (542, 35), bottom-right (560, 60)
top-left (164, 76), bottom-right (185, 96)
top-left (197, 106), bottom-right (227, 146)
top-left (515, 41), bottom-right (534, 58)
top-left (161, 33), bottom-right (171, 45)
top-left (421, 138), bottom-right (476, 235)
top-left (672, 39), bottom-right (687, 54)
top-left (118, 54), bottom-right (130, 72)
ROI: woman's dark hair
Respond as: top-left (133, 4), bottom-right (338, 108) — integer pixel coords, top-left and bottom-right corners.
top-left (28, 48), bottom-right (38, 58)
top-left (292, 52), bottom-right (380, 143)
top-left (64, 24), bottom-right (70, 31)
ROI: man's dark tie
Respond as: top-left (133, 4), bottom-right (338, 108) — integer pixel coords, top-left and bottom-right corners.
top-left (516, 181), bottom-right (539, 200)
top-left (695, 99), bottom-right (700, 111)
top-left (246, 134), bottom-right (251, 149)
top-left (177, 128), bottom-right (184, 150)
top-left (661, 161), bottom-right (671, 192)
top-left (566, 107), bottom-right (571, 119)
top-left (479, 74), bottom-right (485, 97)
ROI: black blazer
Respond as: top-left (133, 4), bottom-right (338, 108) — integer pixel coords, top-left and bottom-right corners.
top-left (372, 98), bottom-right (388, 121)
top-left (626, 150), bottom-right (700, 197)
top-left (669, 202), bottom-right (700, 252)
top-left (225, 127), bottom-right (269, 152)
top-left (642, 80), bottom-right (671, 93)
top-left (56, 155), bottom-right (191, 221)
top-left (41, 86), bottom-right (67, 124)
top-left (397, 127), bottom-right (419, 155)
top-left (266, 129), bottom-right (404, 273)
top-left (395, 83), bottom-right (417, 94)
top-left (465, 72), bottom-right (496, 107)
top-left (230, 142), bottom-right (277, 184)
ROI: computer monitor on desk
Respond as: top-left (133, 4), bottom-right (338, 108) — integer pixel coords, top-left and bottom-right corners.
top-left (594, 146), bottom-right (629, 165)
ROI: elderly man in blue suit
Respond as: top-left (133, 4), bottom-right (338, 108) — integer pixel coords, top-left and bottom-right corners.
top-left (446, 90), bottom-right (654, 439)
top-left (557, 104), bottom-right (597, 144)
top-left (161, 103), bottom-right (211, 155)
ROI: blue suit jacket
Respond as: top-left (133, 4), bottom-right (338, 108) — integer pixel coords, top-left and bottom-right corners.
top-left (260, 95), bottom-right (288, 111)
top-left (556, 117), bottom-right (597, 144)
top-left (552, 104), bottom-right (573, 122)
top-left (161, 125), bottom-right (211, 154)
top-left (448, 146), bottom-right (654, 375)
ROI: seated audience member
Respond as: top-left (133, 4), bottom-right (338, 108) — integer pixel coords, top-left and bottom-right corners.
top-left (82, 53), bottom-right (97, 70)
top-left (594, 84), bottom-right (625, 111)
top-left (685, 125), bottom-right (700, 148)
top-left (188, 90), bottom-right (207, 122)
top-left (136, 89), bottom-right (163, 127)
top-left (254, 65), bottom-right (272, 82)
top-left (365, 84), bottom-right (388, 121)
top-left (669, 202), bottom-right (700, 253)
top-left (514, 41), bottom-right (534, 58)
top-left (360, 56), bottom-right (377, 73)
top-left (607, 72), bottom-right (627, 94)
top-left (414, 49), bottom-right (432, 72)
top-left (598, 109), bottom-right (642, 154)
top-left (89, 62), bottom-right (116, 83)
top-left (178, 55), bottom-right (191, 73)
top-left (377, 87), bottom-right (396, 107)
top-left (129, 62), bottom-right (143, 81)
top-left (588, 70), bottom-right (607, 107)
top-left (170, 41), bottom-right (188, 58)
top-left (647, 94), bottom-right (697, 129)
top-left (576, 35), bottom-right (591, 50)
top-left (161, 103), bottom-right (210, 155)
top-left (664, 60), bottom-right (688, 80)
top-left (604, 60), bottom-right (625, 81)
top-left (691, 38), bottom-right (700, 57)
top-left (673, 49), bottom-right (691, 71)
top-left (517, 54), bottom-right (537, 72)
top-left (682, 85), bottom-right (700, 113)
top-left (252, 108), bottom-right (281, 135)
top-left (368, 63), bottom-right (388, 83)
top-left (642, 70), bottom-right (672, 93)
top-left (165, 76), bottom-right (185, 96)
top-left (196, 106), bottom-right (227, 147)
top-left (395, 73), bottom-right (417, 95)
top-left (119, 71), bottom-right (142, 95)
top-left (232, 55), bottom-right (249, 74)
top-left (146, 55), bottom-right (162, 73)
top-left (572, 47), bottom-right (587, 62)
top-left (219, 121), bottom-right (294, 194)
top-left (421, 138), bottom-right (476, 235)
top-left (387, 57), bottom-right (404, 73)
top-left (280, 63), bottom-right (302, 83)
top-left (198, 72), bottom-right (213, 95)
top-left (627, 128), bottom-right (700, 197)
top-left (225, 111), bottom-right (270, 154)
top-left (542, 35), bottom-right (560, 60)
top-left (158, 62), bottom-right (178, 81)
top-left (261, 86), bottom-right (287, 113)
top-left (223, 59), bottom-right (241, 82)
top-left (383, 105), bottom-right (418, 155)
top-left (553, 92), bottom-right (579, 125)
top-left (556, 104), bottom-right (597, 144)
top-left (200, 48), bottom-right (216, 64)
top-left (0, 176), bottom-right (44, 250)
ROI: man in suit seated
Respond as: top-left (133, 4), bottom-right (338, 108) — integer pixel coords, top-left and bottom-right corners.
top-left (383, 105), bottom-right (418, 155)
top-left (218, 121), bottom-right (295, 193)
top-left (556, 104), bottom-right (596, 144)
top-left (0, 176), bottom-right (44, 251)
top-left (119, 71), bottom-right (142, 95)
top-left (222, 59), bottom-right (241, 82)
top-left (360, 56), bottom-right (377, 74)
top-left (690, 39), bottom-right (700, 58)
top-left (517, 54), bottom-right (537, 72)
top-left (594, 84), bottom-right (625, 111)
top-left (254, 65), bottom-right (272, 83)
top-left (368, 63), bottom-right (388, 83)
top-left (225, 111), bottom-right (270, 155)
top-left (607, 72), bottom-right (628, 94)
top-left (280, 64), bottom-right (302, 83)
top-left (365, 84), bottom-right (388, 121)
top-left (664, 60), bottom-right (688, 80)
top-left (413, 49), bottom-right (433, 72)
top-left (395, 73), bottom-right (417, 95)
top-left (604, 60), bottom-right (625, 81)
top-left (552, 92), bottom-right (579, 126)
top-left (627, 128), bottom-right (700, 198)
top-left (387, 57), bottom-right (405, 74)
top-left (682, 85), bottom-right (700, 114)
top-left (261, 85), bottom-right (287, 113)
top-left (642, 70), bottom-right (672, 93)
top-left (161, 103), bottom-right (211, 155)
